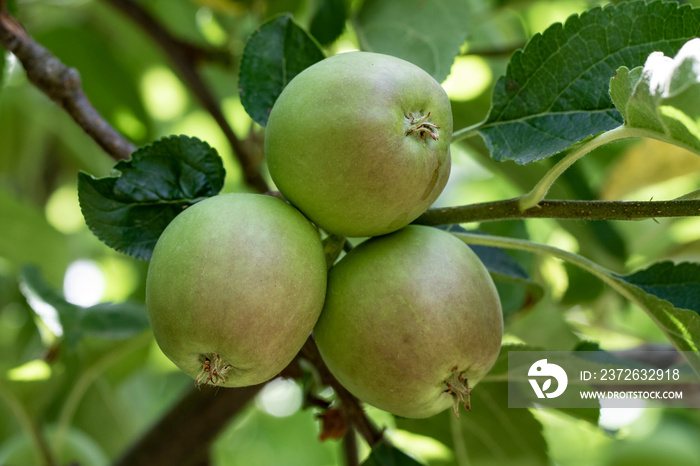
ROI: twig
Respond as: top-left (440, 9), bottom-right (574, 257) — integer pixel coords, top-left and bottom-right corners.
top-left (113, 383), bottom-right (264, 466)
top-left (102, 0), bottom-right (269, 193)
top-left (343, 424), bottom-right (360, 466)
top-left (414, 199), bottom-right (700, 226)
top-left (0, 8), bottom-right (135, 161)
top-left (300, 337), bottom-right (384, 449)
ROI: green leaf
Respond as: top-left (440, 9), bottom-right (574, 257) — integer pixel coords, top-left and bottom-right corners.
top-left (612, 262), bottom-right (700, 369)
top-left (18, 266), bottom-right (149, 349)
top-left (610, 38), bottom-right (700, 154)
top-left (616, 261), bottom-right (700, 314)
top-left (361, 441), bottom-right (424, 466)
top-left (396, 382), bottom-right (549, 466)
top-left (455, 231), bottom-right (700, 374)
top-left (353, 0), bottom-right (470, 82)
top-left (239, 14), bottom-right (325, 126)
top-left (310, 0), bottom-right (347, 46)
top-left (479, 0), bottom-right (700, 164)
top-left (78, 135), bottom-right (225, 260)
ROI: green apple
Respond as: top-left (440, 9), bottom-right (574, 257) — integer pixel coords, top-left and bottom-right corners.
top-left (314, 225), bottom-right (503, 418)
top-left (146, 193), bottom-right (327, 388)
top-left (265, 51), bottom-right (452, 238)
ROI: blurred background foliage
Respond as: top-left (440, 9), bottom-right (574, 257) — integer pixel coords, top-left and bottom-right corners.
top-left (2, 0), bottom-right (700, 465)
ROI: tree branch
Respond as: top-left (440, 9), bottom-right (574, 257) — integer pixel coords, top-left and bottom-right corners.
top-left (415, 199), bottom-right (700, 226)
top-left (113, 383), bottom-right (264, 466)
top-left (102, 0), bottom-right (269, 193)
top-left (0, 8), bottom-right (135, 161)
top-left (300, 338), bottom-right (384, 449)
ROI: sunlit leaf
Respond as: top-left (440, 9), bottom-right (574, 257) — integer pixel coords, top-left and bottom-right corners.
top-left (479, 0), bottom-right (700, 164)
top-left (610, 38), bottom-right (700, 154)
top-left (354, 0), bottom-right (470, 82)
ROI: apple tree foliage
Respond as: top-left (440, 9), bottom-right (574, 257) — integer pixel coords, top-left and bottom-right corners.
top-left (3, 0), bottom-right (700, 465)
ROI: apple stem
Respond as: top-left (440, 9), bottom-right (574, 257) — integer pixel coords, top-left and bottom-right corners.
top-left (195, 353), bottom-right (232, 388)
top-left (405, 112), bottom-right (440, 141)
top-left (445, 372), bottom-right (471, 418)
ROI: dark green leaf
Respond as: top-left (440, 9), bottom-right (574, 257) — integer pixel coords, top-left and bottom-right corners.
top-left (479, 0), bottom-right (700, 164)
top-left (396, 382), bottom-right (548, 466)
top-left (361, 441), bottom-right (424, 466)
top-left (310, 0), bottom-right (347, 46)
top-left (78, 135), bottom-right (225, 260)
top-left (18, 266), bottom-right (149, 349)
top-left (615, 262), bottom-right (700, 315)
top-left (354, 0), bottom-right (469, 82)
top-left (239, 14), bottom-right (325, 126)
top-left (610, 262), bottom-right (700, 372)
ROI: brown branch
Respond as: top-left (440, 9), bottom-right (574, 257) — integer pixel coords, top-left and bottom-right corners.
top-left (342, 426), bottom-right (360, 466)
top-left (414, 198), bottom-right (700, 226)
top-left (0, 8), bottom-right (135, 161)
top-left (102, 0), bottom-right (269, 193)
top-left (113, 383), bottom-right (264, 466)
top-left (300, 337), bottom-right (384, 449)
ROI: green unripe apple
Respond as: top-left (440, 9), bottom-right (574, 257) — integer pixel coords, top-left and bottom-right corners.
top-left (146, 193), bottom-right (327, 388)
top-left (265, 51), bottom-right (452, 238)
top-left (314, 225), bottom-right (503, 418)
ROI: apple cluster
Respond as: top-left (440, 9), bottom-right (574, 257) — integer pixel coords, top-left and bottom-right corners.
top-left (146, 52), bottom-right (503, 419)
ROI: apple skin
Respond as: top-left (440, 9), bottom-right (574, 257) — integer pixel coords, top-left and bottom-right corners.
top-left (146, 193), bottom-right (327, 388)
top-left (313, 225), bottom-right (503, 418)
top-left (265, 51), bottom-right (452, 238)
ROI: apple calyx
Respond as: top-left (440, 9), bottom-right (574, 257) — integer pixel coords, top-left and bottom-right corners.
top-left (195, 353), bottom-right (232, 388)
top-left (444, 370), bottom-right (471, 418)
top-left (405, 112), bottom-right (440, 141)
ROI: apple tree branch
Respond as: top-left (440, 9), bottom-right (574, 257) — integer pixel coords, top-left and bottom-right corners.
top-left (0, 6), bottom-right (135, 161)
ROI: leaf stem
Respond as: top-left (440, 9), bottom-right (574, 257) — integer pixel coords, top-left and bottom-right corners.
top-left (451, 120), bottom-right (484, 143)
top-left (451, 232), bottom-right (700, 375)
top-left (518, 126), bottom-right (636, 210)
